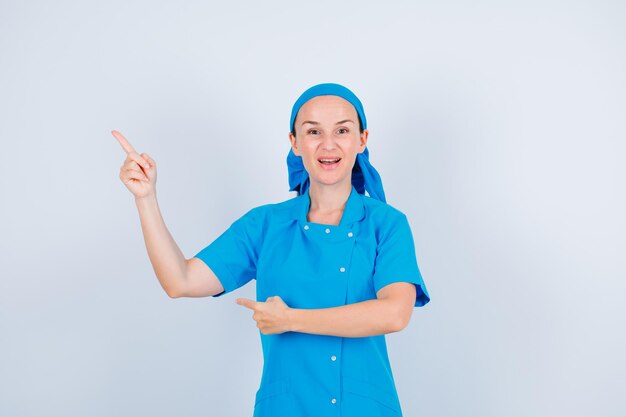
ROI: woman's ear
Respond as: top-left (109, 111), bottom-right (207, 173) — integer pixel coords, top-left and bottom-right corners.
top-left (289, 132), bottom-right (300, 156)
top-left (358, 129), bottom-right (369, 153)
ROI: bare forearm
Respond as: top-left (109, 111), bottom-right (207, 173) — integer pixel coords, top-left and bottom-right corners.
top-left (134, 194), bottom-right (187, 297)
top-left (287, 299), bottom-right (403, 338)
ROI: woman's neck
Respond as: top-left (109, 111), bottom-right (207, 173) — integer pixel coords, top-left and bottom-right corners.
top-left (307, 180), bottom-right (352, 218)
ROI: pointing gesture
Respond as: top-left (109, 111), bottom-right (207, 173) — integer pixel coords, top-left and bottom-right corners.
top-left (236, 296), bottom-right (293, 335)
top-left (112, 130), bottom-right (157, 199)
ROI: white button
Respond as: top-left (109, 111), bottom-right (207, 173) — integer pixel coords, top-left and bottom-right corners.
top-left (325, 228), bottom-right (331, 234)
top-left (339, 267), bottom-right (346, 273)
top-left (303, 225), bottom-right (309, 230)
top-left (347, 232), bottom-right (353, 237)
top-left (331, 398), bottom-right (337, 404)
top-left (330, 355), bottom-right (337, 361)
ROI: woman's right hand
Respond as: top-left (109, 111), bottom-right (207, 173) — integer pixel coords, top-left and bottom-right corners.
top-left (112, 130), bottom-right (157, 199)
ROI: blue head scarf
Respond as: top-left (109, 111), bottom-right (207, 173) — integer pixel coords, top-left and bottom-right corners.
top-left (287, 82), bottom-right (387, 203)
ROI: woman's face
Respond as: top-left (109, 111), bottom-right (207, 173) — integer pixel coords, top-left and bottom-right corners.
top-left (289, 95), bottom-right (368, 190)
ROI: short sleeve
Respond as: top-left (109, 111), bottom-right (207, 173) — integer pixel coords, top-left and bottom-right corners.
top-left (372, 212), bottom-right (430, 307)
top-left (193, 206), bottom-right (265, 298)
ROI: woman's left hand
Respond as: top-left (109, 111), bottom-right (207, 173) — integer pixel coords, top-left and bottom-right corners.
top-left (235, 296), bottom-right (293, 335)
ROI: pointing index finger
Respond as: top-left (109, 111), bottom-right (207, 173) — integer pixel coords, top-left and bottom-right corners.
top-left (236, 298), bottom-right (258, 310)
top-left (111, 130), bottom-right (137, 155)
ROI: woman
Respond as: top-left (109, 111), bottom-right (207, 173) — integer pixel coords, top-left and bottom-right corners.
top-left (114, 82), bottom-right (430, 417)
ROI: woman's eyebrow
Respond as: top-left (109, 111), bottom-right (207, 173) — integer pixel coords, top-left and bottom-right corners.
top-left (301, 119), bottom-right (355, 126)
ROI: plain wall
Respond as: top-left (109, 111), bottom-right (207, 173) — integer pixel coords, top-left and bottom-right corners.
top-left (1, 1), bottom-right (624, 416)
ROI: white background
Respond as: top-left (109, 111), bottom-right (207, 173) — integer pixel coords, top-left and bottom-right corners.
top-left (1, 1), bottom-right (624, 416)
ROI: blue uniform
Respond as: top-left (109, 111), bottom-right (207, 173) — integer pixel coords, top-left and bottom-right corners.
top-left (194, 184), bottom-right (430, 416)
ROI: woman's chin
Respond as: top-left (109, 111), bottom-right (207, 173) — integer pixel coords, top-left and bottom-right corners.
top-left (309, 173), bottom-right (351, 188)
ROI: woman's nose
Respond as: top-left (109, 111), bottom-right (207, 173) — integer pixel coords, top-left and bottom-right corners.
top-left (320, 133), bottom-right (337, 149)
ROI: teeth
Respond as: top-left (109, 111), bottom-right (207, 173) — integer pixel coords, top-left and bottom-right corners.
top-left (319, 158), bottom-right (340, 163)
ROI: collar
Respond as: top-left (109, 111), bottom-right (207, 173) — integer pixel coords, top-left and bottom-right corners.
top-left (290, 184), bottom-right (365, 227)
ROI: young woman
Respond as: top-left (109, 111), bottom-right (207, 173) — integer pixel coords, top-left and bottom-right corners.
top-left (114, 83), bottom-right (430, 417)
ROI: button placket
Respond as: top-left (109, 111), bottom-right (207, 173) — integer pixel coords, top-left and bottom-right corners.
top-left (334, 228), bottom-right (354, 276)
top-left (327, 340), bottom-right (341, 412)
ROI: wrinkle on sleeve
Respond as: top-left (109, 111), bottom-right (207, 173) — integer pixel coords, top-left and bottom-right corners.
top-left (372, 212), bottom-right (430, 307)
top-left (193, 206), bottom-right (265, 297)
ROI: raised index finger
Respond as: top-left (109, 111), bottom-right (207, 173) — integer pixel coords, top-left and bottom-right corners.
top-left (111, 130), bottom-right (137, 155)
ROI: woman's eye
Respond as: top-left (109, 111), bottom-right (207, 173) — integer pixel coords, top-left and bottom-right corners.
top-left (308, 129), bottom-right (319, 135)
top-left (338, 128), bottom-right (349, 134)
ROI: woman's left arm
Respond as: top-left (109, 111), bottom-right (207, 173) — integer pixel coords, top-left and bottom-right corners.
top-left (236, 282), bottom-right (416, 337)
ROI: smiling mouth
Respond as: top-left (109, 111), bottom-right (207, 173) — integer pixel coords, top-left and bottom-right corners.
top-left (318, 158), bottom-right (341, 165)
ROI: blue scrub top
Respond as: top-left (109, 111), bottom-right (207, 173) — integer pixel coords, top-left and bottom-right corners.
top-left (194, 184), bottom-right (430, 417)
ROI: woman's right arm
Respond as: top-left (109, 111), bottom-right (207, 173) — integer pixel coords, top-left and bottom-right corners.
top-left (134, 195), bottom-right (225, 298)
top-left (113, 130), bottom-right (224, 298)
